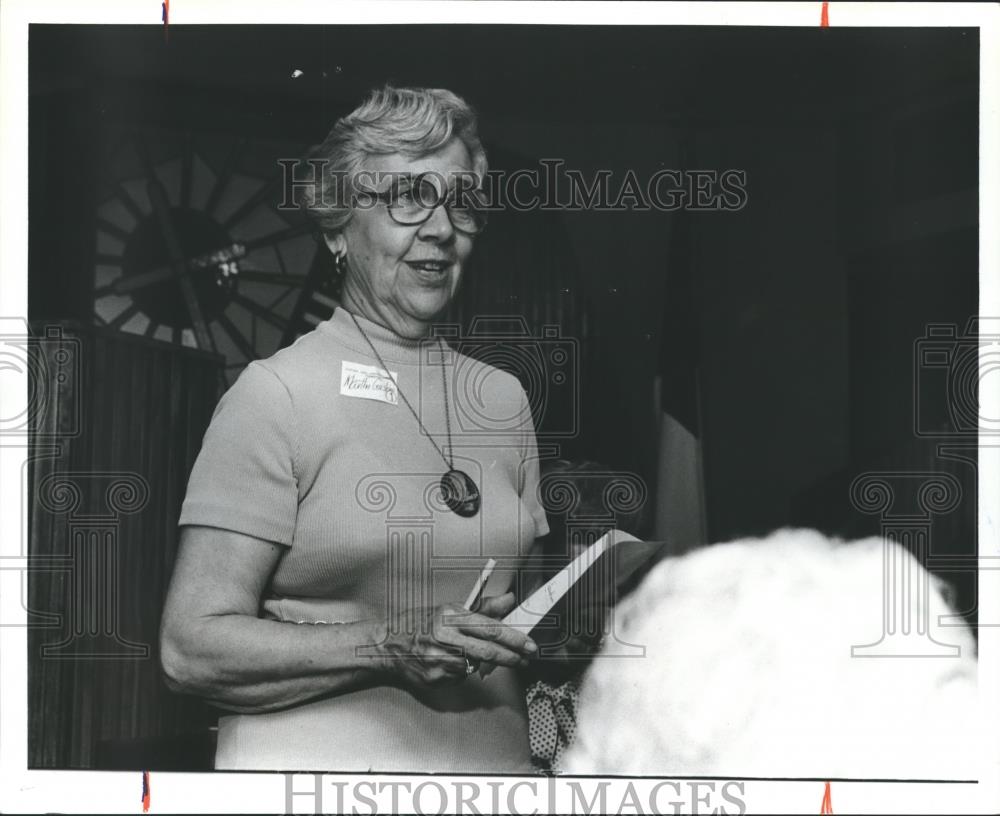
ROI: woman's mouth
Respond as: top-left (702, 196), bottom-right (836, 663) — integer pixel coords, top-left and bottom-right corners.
top-left (406, 259), bottom-right (453, 283)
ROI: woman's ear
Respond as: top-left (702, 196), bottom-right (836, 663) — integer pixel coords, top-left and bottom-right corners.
top-left (323, 232), bottom-right (346, 258)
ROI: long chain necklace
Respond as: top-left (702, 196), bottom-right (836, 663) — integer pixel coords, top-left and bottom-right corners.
top-left (349, 312), bottom-right (481, 518)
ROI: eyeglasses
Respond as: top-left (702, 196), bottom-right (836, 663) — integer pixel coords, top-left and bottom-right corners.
top-left (357, 174), bottom-right (488, 235)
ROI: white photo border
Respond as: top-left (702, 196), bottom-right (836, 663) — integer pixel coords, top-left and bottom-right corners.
top-left (1, 2), bottom-right (997, 813)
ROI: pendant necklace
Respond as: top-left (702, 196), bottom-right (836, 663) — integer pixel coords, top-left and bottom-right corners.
top-left (349, 312), bottom-right (481, 518)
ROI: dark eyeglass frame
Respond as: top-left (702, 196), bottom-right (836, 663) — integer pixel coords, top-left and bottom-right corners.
top-left (355, 174), bottom-right (489, 235)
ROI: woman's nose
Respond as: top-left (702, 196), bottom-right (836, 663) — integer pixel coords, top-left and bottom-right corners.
top-left (416, 202), bottom-right (456, 241)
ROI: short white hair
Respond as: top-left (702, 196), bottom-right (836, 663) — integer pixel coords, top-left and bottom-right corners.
top-left (561, 528), bottom-right (979, 779)
top-left (299, 85), bottom-right (487, 235)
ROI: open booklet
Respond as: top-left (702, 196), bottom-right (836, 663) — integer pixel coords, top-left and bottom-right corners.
top-left (502, 530), bottom-right (667, 639)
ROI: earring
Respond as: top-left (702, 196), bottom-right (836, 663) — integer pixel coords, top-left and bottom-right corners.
top-left (333, 253), bottom-right (347, 279)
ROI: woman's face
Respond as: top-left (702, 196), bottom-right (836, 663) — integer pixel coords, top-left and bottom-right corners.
top-left (329, 137), bottom-right (477, 338)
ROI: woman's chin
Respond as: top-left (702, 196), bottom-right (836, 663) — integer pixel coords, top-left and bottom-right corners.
top-left (402, 292), bottom-right (452, 324)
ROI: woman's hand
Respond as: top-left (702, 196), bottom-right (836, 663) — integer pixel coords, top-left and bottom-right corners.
top-left (379, 592), bottom-right (537, 687)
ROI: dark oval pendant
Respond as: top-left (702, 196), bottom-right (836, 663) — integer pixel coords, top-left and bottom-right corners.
top-left (440, 469), bottom-right (481, 518)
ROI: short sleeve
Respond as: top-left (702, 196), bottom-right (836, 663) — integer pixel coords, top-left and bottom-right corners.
top-left (178, 362), bottom-right (299, 545)
top-left (517, 387), bottom-right (550, 541)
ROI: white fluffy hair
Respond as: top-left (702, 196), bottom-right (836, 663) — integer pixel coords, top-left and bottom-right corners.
top-left (560, 528), bottom-right (979, 779)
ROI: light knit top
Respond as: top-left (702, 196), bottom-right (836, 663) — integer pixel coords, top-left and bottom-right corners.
top-left (178, 307), bottom-right (549, 772)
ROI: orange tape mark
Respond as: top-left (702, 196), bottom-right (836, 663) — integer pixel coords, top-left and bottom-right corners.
top-left (821, 1), bottom-right (830, 27)
top-left (820, 780), bottom-right (834, 814)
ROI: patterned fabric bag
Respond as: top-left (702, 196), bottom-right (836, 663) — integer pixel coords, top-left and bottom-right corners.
top-left (526, 678), bottom-right (580, 773)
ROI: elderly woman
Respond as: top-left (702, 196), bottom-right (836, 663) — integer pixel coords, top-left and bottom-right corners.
top-left (160, 86), bottom-right (547, 772)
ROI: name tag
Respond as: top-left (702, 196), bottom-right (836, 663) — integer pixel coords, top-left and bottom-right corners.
top-left (340, 361), bottom-right (398, 405)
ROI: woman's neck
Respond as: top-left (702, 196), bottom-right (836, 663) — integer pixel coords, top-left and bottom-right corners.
top-left (340, 288), bottom-right (432, 341)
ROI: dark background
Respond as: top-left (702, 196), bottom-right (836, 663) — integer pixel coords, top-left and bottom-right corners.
top-left (27, 25), bottom-right (979, 768)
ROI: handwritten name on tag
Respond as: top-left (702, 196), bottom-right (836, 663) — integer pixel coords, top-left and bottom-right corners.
top-left (340, 361), bottom-right (398, 405)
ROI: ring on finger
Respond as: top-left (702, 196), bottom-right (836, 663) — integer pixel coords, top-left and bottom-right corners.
top-left (464, 658), bottom-right (478, 676)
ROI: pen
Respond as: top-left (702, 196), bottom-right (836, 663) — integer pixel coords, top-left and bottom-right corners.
top-left (464, 557), bottom-right (497, 610)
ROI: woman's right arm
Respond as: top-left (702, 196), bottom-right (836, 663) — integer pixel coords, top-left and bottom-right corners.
top-left (159, 526), bottom-right (536, 713)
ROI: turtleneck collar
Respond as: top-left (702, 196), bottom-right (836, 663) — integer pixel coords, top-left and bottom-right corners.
top-left (319, 306), bottom-right (440, 365)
